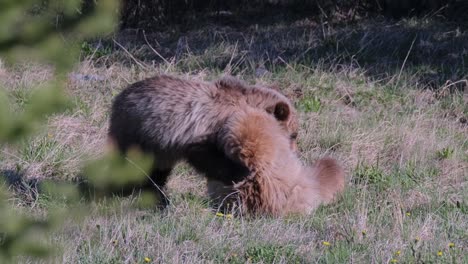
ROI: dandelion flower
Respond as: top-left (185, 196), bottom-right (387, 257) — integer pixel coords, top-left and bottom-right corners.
top-left (406, 212), bottom-right (411, 216)
top-left (395, 250), bottom-right (401, 256)
top-left (226, 214), bottom-right (233, 219)
top-left (144, 257), bottom-right (151, 262)
top-left (448, 242), bottom-right (455, 248)
top-left (322, 241), bottom-right (331, 246)
top-left (216, 212), bottom-right (224, 217)
top-left (437, 251), bottom-right (443, 257)
top-left (390, 259), bottom-right (398, 263)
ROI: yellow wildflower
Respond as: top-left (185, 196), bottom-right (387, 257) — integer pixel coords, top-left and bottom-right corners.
top-left (144, 257), bottom-right (151, 262)
top-left (390, 259), bottom-right (398, 263)
top-left (395, 250), bottom-right (401, 256)
top-left (226, 214), bottom-right (233, 219)
top-left (322, 241), bottom-right (331, 246)
top-left (406, 212), bottom-right (411, 216)
top-left (216, 212), bottom-right (224, 217)
top-left (437, 251), bottom-right (443, 257)
top-left (361, 230), bottom-right (367, 236)
top-left (448, 242), bottom-right (455, 248)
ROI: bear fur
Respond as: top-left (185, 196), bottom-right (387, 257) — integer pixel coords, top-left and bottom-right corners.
top-left (108, 74), bottom-right (298, 205)
top-left (212, 108), bottom-right (345, 216)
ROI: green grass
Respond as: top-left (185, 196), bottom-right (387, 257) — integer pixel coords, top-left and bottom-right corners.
top-left (80, 41), bottom-right (113, 59)
top-left (1, 16), bottom-right (467, 263)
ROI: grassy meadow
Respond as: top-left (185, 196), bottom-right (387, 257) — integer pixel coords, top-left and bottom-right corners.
top-left (0, 16), bottom-right (467, 263)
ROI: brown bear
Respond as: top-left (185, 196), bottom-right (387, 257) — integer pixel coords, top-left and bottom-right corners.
top-left (213, 107), bottom-right (345, 216)
top-left (107, 74), bottom-right (298, 206)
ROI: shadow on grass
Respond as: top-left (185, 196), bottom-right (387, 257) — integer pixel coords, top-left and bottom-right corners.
top-left (0, 169), bottom-right (96, 203)
top-left (0, 168), bottom-right (178, 213)
top-left (0, 169), bottom-right (41, 201)
top-left (109, 16), bottom-right (467, 89)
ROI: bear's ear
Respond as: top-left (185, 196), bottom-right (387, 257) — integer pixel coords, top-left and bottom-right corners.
top-left (266, 102), bottom-right (290, 121)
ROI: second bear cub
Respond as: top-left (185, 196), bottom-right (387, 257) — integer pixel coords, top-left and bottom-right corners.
top-left (213, 108), bottom-right (345, 216)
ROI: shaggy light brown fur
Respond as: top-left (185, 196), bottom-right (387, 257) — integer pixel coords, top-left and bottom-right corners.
top-left (108, 74), bottom-right (298, 205)
top-left (214, 108), bottom-right (345, 216)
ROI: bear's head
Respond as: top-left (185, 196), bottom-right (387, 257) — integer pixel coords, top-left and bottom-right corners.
top-left (216, 76), bottom-right (299, 152)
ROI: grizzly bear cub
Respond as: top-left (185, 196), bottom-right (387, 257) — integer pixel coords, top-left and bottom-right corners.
top-left (212, 108), bottom-right (345, 216)
top-left (108, 74), bottom-right (298, 205)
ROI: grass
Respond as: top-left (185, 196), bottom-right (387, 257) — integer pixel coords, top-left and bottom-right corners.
top-left (1, 16), bottom-right (467, 263)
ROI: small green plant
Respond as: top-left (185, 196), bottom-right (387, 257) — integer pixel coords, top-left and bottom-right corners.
top-left (395, 162), bottom-right (439, 189)
top-left (297, 96), bottom-right (321, 113)
top-left (245, 244), bottom-right (303, 264)
top-left (436, 147), bottom-right (454, 160)
top-left (353, 163), bottom-right (389, 190)
top-left (81, 41), bottom-right (112, 58)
